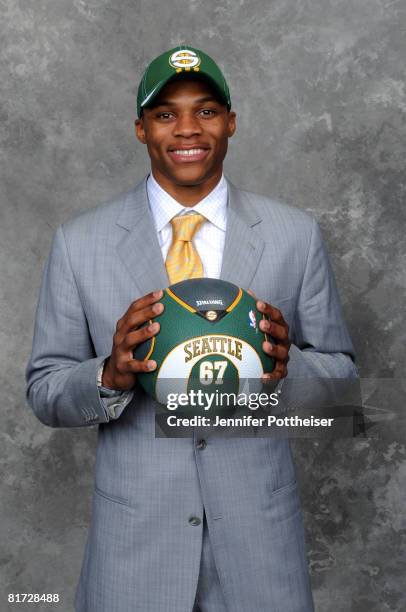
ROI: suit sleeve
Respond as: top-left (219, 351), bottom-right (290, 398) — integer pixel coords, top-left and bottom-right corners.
top-left (288, 218), bottom-right (358, 378)
top-left (25, 225), bottom-right (123, 427)
top-left (272, 218), bottom-right (360, 414)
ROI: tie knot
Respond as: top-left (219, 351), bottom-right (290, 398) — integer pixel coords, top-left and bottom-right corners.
top-left (170, 213), bottom-right (206, 242)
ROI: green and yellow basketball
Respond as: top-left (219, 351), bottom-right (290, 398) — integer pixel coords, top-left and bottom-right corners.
top-left (133, 278), bottom-right (274, 405)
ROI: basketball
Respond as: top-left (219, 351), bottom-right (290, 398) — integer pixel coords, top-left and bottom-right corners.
top-left (133, 278), bottom-right (274, 406)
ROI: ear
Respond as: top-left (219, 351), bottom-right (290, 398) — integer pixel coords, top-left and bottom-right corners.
top-left (135, 117), bottom-right (147, 144)
top-left (227, 111), bottom-right (237, 138)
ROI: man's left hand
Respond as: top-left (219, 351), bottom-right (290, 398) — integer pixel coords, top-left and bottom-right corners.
top-left (257, 300), bottom-right (291, 379)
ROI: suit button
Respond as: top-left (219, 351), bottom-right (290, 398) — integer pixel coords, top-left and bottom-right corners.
top-left (188, 516), bottom-right (201, 526)
top-left (196, 439), bottom-right (206, 450)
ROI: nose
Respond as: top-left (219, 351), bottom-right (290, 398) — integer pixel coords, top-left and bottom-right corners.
top-left (173, 112), bottom-right (202, 138)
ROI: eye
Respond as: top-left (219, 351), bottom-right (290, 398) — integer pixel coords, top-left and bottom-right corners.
top-left (156, 112), bottom-right (174, 120)
top-left (199, 108), bottom-right (217, 117)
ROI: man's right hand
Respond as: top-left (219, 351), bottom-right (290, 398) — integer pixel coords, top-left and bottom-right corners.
top-left (102, 290), bottom-right (164, 391)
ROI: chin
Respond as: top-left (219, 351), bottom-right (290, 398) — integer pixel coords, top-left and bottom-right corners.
top-left (176, 176), bottom-right (208, 187)
top-left (170, 169), bottom-right (211, 186)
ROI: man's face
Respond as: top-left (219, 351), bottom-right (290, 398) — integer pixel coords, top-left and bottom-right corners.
top-left (135, 77), bottom-right (236, 188)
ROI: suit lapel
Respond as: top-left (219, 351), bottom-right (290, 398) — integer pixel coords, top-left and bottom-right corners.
top-left (220, 179), bottom-right (265, 290)
top-left (116, 177), bottom-right (169, 295)
top-left (116, 175), bottom-right (265, 295)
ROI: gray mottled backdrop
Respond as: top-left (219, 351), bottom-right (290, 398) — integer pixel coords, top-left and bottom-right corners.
top-left (1, 0), bottom-right (405, 610)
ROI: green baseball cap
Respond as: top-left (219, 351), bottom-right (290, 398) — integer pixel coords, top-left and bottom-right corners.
top-left (136, 45), bottom-right (231, 117)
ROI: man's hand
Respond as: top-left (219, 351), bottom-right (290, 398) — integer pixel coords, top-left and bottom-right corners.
top-left (257, 299), bottom-right (291, 380)
top-left (102, 290), bottom-right (164, 391)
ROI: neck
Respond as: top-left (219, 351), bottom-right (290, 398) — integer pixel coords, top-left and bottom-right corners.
top-left (150, 168), bottom-right (223, 206)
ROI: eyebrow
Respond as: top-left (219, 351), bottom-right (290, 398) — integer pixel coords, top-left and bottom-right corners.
top-left (152, 96), bottom-right (219, 108)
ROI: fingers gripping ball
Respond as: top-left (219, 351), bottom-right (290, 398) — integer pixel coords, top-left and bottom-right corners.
top-left (133, 278), bottom-right (274, 405)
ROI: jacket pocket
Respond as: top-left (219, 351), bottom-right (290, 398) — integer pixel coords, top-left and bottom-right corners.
top-left (264, 477), bottom-right (301, 523)
top-left (269, 478), bottom-right (298, 499)
top-left (94, 485), bottom-right (135, 510)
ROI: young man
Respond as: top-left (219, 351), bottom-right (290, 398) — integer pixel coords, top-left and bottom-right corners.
top-left (26, 46), bottom-right (356, 612)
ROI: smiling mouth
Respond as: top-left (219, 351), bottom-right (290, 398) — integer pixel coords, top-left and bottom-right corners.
top-left (168, 147), bottom-right (210, 162)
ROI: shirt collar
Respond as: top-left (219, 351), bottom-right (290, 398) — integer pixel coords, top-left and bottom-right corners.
top-left (147, 171), bottom-right (228, 233)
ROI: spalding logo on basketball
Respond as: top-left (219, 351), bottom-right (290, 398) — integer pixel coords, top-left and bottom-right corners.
top-left (133, 278), bottom-right (274, 405)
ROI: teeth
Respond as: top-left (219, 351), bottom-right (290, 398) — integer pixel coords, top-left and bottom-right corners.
top-left (173, 149), bottom-right (205, 156)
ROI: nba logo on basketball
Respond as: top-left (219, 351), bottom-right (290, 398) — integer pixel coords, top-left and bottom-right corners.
top-left (248, 310), bottom-right (257, 330)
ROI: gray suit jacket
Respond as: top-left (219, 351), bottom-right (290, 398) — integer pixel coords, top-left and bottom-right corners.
top-left (25, 176), bottom-right (357, 612)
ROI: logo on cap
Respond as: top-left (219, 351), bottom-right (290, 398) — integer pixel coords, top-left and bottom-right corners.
top-left (169, 49), bottom-right (201, 73)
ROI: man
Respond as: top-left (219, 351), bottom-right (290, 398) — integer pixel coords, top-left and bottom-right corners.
top-left (26, 46), bottom-right (357, 612)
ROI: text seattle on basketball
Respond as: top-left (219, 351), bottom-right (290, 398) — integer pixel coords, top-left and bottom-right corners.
top-left (184, 336), bottom-right (243, 363)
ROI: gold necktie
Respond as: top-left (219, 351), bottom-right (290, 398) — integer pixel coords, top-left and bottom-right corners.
top-left (165, 213), bottom-right (206, 284)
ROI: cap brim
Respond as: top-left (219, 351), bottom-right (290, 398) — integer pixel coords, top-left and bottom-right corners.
top-left (140, 72), bottom-right (229, 114)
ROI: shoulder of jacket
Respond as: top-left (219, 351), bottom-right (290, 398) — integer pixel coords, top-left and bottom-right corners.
top-left (60, 187), bottom-right (137, 237)
top-left (232, 184), bottom-right (316, 229)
